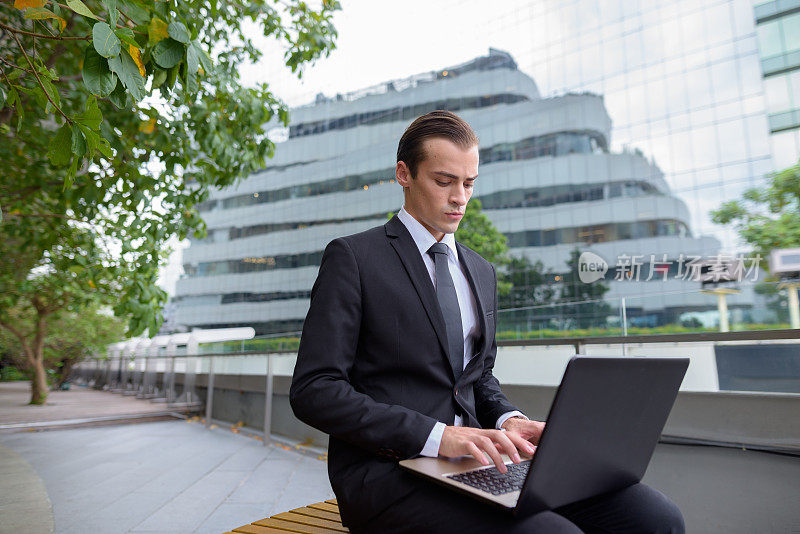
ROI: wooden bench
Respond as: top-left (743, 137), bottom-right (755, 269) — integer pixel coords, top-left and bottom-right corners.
top-left (224, 499), bottom-right (349, 533)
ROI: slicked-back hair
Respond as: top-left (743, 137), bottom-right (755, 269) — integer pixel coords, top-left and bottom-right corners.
top-left (396, 110), bottom-right (479, 179)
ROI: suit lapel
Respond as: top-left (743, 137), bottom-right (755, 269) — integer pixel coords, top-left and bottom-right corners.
top-left (385, 217), bottom-right (452, 373)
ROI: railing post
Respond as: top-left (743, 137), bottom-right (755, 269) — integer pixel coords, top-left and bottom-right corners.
top-left (205, 356), bottom-right (215, 428)
top-left (263, 352), bottom-right (273, 445)
top-left (167, 355), bottom-right (176, 403)
top-left (620, 297), bottom-right (628, 356)
top-left (787, 282), bottom-right (800, 329)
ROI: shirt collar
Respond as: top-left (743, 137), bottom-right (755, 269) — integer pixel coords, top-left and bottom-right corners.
top-left (398, 206), bottom-right (458, 260)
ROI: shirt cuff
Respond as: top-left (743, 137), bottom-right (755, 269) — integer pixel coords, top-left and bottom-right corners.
top-left (496, 411), bottom-right (527, 430)
top-left (419, 421), bottom-right (447, 457)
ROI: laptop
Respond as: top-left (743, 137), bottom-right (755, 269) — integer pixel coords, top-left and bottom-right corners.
top-left (399, 356), bottom-right (689, 517)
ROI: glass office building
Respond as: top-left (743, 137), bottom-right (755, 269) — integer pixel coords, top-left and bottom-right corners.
top-left (754, 0), bottom-right (800, 168)
top-left (171, 0), bottom-right (777, 334)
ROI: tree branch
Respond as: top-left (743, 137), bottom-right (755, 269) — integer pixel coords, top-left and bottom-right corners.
top-left (6, 28), bottom-right (72, 124)
top-left (0, 55), bottom-right (35, 74)
top-left (0, 319), bottom-right (33, 356)
top-left (117, 7), bottom-right (136, 27)
top-left (0, 21), bottom-right (90, 41)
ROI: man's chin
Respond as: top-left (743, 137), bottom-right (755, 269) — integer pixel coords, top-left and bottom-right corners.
top-left (443, 223), bottom-right (461, 235)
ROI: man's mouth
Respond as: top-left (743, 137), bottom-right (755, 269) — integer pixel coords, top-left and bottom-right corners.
top-left (445, 212), bottom-right (464, 220)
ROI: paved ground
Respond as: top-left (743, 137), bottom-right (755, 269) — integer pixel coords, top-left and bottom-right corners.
top-left (0, 381), bottom-right (333, 533)
top-left (0, 419), bottom-right (334, 534)
top-left (0, 382), bottom-right (173, 425)
top-left (0, 443), bottom-right (54, 534)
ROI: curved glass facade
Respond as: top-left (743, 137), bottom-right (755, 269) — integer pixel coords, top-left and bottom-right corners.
top-left (184, 218), bottom-right (690, 279)
top-left (199, 130), bottom-right (608, 213)
top-left (289, 93), bottom-right (530, 138)
top-left (174, 36), bottom-right (765, 334)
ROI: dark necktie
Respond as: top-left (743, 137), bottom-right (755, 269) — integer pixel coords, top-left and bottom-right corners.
top-left (428, 242), bottom-right (464, 382)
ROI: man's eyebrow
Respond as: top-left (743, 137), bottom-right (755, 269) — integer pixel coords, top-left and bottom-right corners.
top-left (433, 171), bottom-right (478, 180)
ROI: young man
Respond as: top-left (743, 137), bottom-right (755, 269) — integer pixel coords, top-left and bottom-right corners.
top-left (290, 111), bottom-right (684, 533)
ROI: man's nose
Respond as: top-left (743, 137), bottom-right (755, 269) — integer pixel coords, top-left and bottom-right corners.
top-left (450, 185), bottom-right (468, 206)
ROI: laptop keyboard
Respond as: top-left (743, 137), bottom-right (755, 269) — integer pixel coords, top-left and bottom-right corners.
top-left (446, 460), bottom-right (531, 495)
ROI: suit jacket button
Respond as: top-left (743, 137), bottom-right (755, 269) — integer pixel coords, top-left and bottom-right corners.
top-left (454, 388), bottom-right (458, 396)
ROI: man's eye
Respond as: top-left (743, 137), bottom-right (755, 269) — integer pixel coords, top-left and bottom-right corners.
top-left (465, 182), bottom-right (475, 188)
top-left (435, 181), bottom-right (449, 187)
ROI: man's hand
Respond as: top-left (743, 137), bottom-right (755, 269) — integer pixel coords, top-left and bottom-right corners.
top-left (439, 425), bottom-right (536, 473)
top-left (500, 416), bottom-right (545, 450)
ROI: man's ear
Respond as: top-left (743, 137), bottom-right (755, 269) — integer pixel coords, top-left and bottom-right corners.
top-left (396, 161), bottom-right (412, 188)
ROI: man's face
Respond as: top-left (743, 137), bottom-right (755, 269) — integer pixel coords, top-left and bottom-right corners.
top-left (396, 137), bottom-right (479, 241)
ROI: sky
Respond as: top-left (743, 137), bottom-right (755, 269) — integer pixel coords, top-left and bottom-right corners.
top-left (238, 0), bottom-right (538, 108)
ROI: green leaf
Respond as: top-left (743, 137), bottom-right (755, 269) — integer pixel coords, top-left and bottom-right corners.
top-left (151, 68), bottom-right (167, 89)
top-left (167, 21), bottom-right (190, 44)
top-left (108, 49), bottom-right (146, 102)
top-left (66, 0), bottom-right (99, 20)
top-left (38, 76), bottom-right (60, 114)
top-left (108, 80), bottom-right (127, 108)
top-left (7, 69), bottom-right (23, 81)
top-left (0, 84), bottom-right (5, 109)
top-left (103, 0), bottom-right (118, 28)
top-left (186, 41), bottom-right (199, 93)
top-left (71, 123), bottom-right (87, 156)
top-left (76, 123), bottom-right (110, 161)
top-left (13, 88), bottom-right (23, 130)
top-left (96, 138), bottom-right (112, 158)
top-left (74, 96), bottom-right (102, 130)
top-left (77, 123), bottom-right (96, 152)
top-left (114, 27), bottom-right (138, 48)
top-left (152, 38), bottom-right (184, 69)
top-left (47, 123), bottom-right (72, 166)
top-left (35, 62), bottom-right (58, 81)
top-left (65, 156), bottom-right (79, 189)
top-left (5, 87), bottom-right (17, 108)
top-left (82, 46), bottom-right (117, 97)
top-left (82, 120), bottom-right (112, 159)
top-left (190, 41), bottom-right (212, 73)
top-left (92, 22), bottom-right (121, 58)
top-left (166, 63), bottom-right (179, 88)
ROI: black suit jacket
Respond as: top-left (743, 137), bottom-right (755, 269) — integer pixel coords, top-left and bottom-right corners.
top-left (290, 214), bottom-right (520, 527)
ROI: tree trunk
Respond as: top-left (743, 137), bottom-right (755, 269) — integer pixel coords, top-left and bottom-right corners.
top-left (29, 310), bottom-right (49, 405)
top-left (29, 352), bottom-right (48, 405)
top-left (55, 359), bottom-right (74, 389)
top-left (0, 300), bottom-right (52, 404)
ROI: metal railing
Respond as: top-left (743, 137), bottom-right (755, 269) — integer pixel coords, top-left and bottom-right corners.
top-left (72, 327), bottom-right (800, 449)
top-left (74, 350), bottom-right (285, 445)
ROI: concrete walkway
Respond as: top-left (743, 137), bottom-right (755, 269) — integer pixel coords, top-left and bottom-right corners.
top-left (0, 382), bottom-right (178, 426)
top-left (0, 419), bottom-right (334, 534)
top-left (0, 443), bottom-right (54, 534)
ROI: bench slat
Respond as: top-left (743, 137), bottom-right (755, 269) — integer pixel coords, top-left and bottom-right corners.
top-left (307, 502), bottom-right (339, 514)
top-left (253, 517), bottom-right (340, 534)
top-left (324, 499), bottom-right (338, 506)
top-left (273, 512), bottom-right (348, 533)
top-left (232, 524), bottom-right (291, 534)
top-left (290, 506), bottom-right (341, 523)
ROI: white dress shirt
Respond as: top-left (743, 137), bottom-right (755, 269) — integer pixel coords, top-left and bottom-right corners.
top-left (396, 207), bottom-right (526, 457)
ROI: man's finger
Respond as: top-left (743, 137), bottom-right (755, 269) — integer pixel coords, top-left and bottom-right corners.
top-left (494, 430), bottom-right (522, 463)
top-left (466, 441), bottom-right (489, 466)
top-left (505, 430), bottom-right (536, 455)
top-left (478, 435), bottom-right (507, 473)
